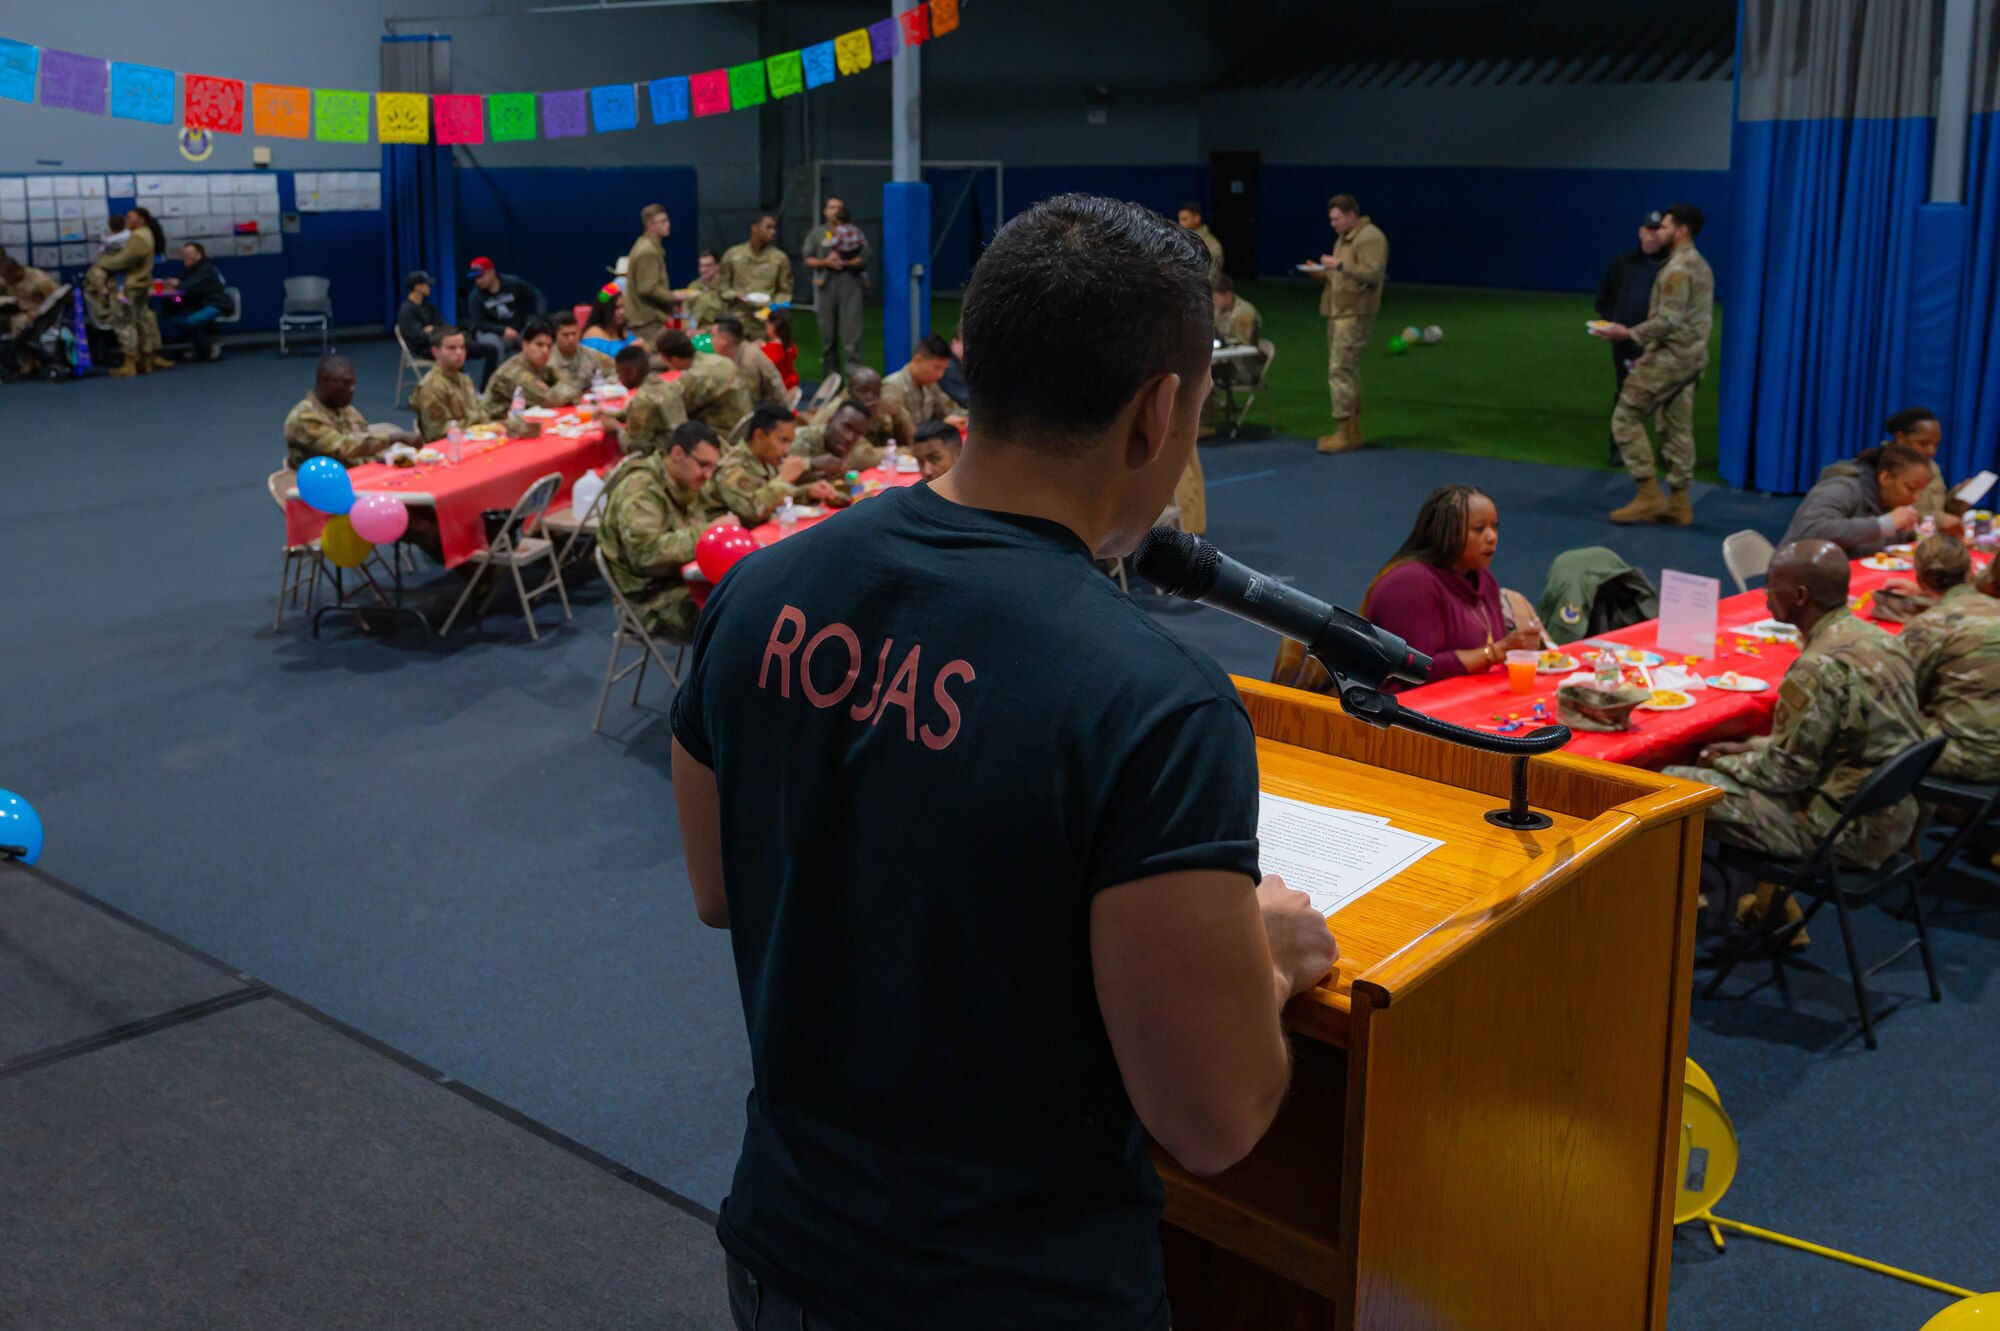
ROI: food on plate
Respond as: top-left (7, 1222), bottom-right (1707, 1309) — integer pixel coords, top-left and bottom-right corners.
top-left (1642, 689), bottom-right (1692, 710)
top-left (1537, 651), bottom-right (1576, 671)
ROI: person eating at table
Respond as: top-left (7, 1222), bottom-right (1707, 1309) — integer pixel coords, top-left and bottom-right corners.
top-left (676, 250), bottom-right (729, 330)
top-left (882, 334), bottom-right (969, 431)
top-left (791, 398), bottom-right (882, 473)
top-left (284, 355), bottom-right (419, 470)
top-left (1276, 484), bottom-right (1542, 694)
top-left (710, 315), bottom-right (788, 411)
top-left (1664, 539), bottom-right (1926, 941)
top-left (1205, 273), bottom-right (1264, 435)
top-left (410, 326), bottom-right (495, 444)
top-left (550, 309), bottom-right (616, 398)
top-left (1897, 534), bottom-right (2000, 782)
top-left (598, 420), bottom-right (730, 644)
top-left (911, 420), bottom-right (963, 482)
top-left (483, 317), bottom-right (581, 414)
top-left (615, 344), bottom-right (679, 455)
top-left (656, 328), bottom-right (753, 437)
top-left (1780, 439), bottom-right (1931, 557)
top-left (709, 405), bottom-right (842, 526)
top-left (1816, 408), bottom-right (1970, 536)
top-left (583, 284), bottom-right (642, 359)
top-left (809, 364), bottom-right (914, 457)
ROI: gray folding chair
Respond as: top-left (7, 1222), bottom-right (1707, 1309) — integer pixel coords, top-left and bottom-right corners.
top-left (804, 371), bottom-right (842, 415)
top-left (1228, 339), bottom-right (1278, 439)
top-left (537, 470), bottom-right (614, 568)
top-left (726, 411), bottom-right (757, 446)
top-left (592, 547), bottom-right (687, 733)
top-left (1722, 530), bottom-right (1776, 593)
top-left (393, 325), bottom-right (433, 406)
top-left (438, 471), bottom-right (574, 640)
top-left (266, 468), bottom-right (325, 629)
top-left (278, 276), bottom-right (333, 357)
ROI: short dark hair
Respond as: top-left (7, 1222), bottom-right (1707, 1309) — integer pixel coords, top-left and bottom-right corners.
top-left (914, 419), bottom-right (963, 448)
top-left (316, 354), bottom-right (355, 380)
top-left (765, 308), bottom-right (794, 347)
top-left (657, 329), bottom-right (694, 360)
top-left (698, 249), bottom-right (720, 264)
top-left (1211, 273), bottom-right (1234, 294)
top-left (713, 316), bottom-right (744, 341)
top-left (184, 240), bottom-right (208, 259)
top-left (429, 323), bottom-right (463, 348)
top-left (831, 399), bottom-right (871, 423)
top-left (914, 333), bottom-right (952, 361)
top-left (669, 420), bottom-right (720, 455)
top-left (615, 344), bottom-right (650, 370)
top-left (1178, 201), bottom-right (1203, 218)
top-left (746, 404), bottom-right (795, 438)
top-left (522, 317), bottom-right (555, 343)
top-left (404, 270), bottom-right (429, 292)
top-left (1664, 202), bottom-right (1705, 236)
top-left (1884, 406), bottom-right (1939, 437)
top-left (1328, 193), bottom-right (1360, 213)
top-left (1875, 440), bottom-right (1932, 478)
top-left (960, 194), bottom-right (1211, 450)
top-left (552, 309), bottom-right (578, 330)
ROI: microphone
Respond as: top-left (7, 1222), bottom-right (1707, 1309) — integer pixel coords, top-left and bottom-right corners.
top-left (1134, 528), bottom-right (1431, 690)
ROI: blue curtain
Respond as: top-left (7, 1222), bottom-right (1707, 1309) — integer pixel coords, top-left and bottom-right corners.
top-left (1946, 108), bottom-right (2000, 482)
top-left (1718, 115), bottom-right (1934, 492)
top-left (383, 144), bottom-right (457, 327)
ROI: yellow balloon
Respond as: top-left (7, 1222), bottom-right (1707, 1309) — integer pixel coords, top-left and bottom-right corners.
top-left (320, 515), bottom-right (374, 569)
top-left (1923, 1294), bottom-right (2000, 1329)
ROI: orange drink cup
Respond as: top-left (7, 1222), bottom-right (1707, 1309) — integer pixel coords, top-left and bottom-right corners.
top-left (1505, 649), bottom-right (1539, 695)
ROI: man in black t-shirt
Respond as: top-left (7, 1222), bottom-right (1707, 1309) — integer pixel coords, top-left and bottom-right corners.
top-left (671, 194), bottom-right (1338, 1331)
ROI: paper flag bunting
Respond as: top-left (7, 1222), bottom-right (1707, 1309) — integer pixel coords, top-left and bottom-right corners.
top-left (109, 62), bottom-right (174, 124)
top-left (40, 50), bottom-right (107, 115)
top-left (184, 74), bottom-right (246, 134)
top-left (766, 50), bottom-right (804, 99)
top-left (488, 92), bottom-right (536, 142)
top-left (689, 69), bottom-right (730, 117)
top-left (377, 92), bottom-right (430, 144)
top-left (648, 76), bottom-right (689, 124)
top-left (0, 39), bottom-right (37, 105)
top-left (834, 30), bottom-right (873, 75)
top-left (251, 83), bottom-right (309, 139)
top-left (727, 62), bottom-right (766, 109)
top-left (315, 89), bottom-right (370, 143)
top-left (801, 42), bottom-right (837, 89)
top-left (542, 89), bottom-right (589, 139)
top-left (433, 93), bottom-right (484, 145)
top-left (899, 6), bottom-right (931, 46)
top-left (867, 19), bottom-right (901, 65)
top-left (931, 0), bottom-right (961, 37)
top-left (591, 83), bottom-right (638, 132)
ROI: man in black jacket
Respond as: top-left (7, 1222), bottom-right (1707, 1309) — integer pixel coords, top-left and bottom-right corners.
top-left (463, 255), bottom-right (542, 379)
top-left (159, 242), bottom-right (231, 362)
top-left (398, 269), bottom-right (495, 386)
top-left (1593, 211), bottom-right (1667, 466)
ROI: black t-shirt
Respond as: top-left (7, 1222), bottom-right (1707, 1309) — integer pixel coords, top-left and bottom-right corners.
top-left (671, 482), bottom-right (1260, 1331)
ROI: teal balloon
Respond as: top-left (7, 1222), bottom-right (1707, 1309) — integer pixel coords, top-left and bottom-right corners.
top-left (1386, 335), bottom-right (1408, 355)
top-left (0, 789), bottom-right (44, 865)
top-left (692, 331), bottom-right (715, 354)
top-left (297, 456), bottom-right (355, 515)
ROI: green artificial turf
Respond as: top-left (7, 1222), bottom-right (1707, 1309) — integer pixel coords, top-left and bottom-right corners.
top-left (793, 281), bottom-right (1724, 480)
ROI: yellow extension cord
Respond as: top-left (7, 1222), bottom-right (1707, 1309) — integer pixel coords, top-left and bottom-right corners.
top-left (1701, 1213), bottom-right (1976, 1300)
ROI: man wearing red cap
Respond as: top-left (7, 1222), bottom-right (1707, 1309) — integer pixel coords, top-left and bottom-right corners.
top-left (463, 256), bottom-right (540, 375)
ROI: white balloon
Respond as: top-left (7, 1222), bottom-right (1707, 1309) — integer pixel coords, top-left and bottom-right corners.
top-left (1422, 324), bottom-right (1444, 344)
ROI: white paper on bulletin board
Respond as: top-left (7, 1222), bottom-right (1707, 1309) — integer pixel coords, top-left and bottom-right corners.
top-left (1, 222), bottom-right (28, 247)
top-left (258, 233), bottom-right (282, 255)
top-left (0, 178), bottom-right (24, 203)
top-left (31, 245), bottom-right (60, 267)
top-left (60, 242), bottom-right (88, 266)
top-left (51, 176), bottom-right (79, 199)
top-left (108, 173), bottom-right (136, 196)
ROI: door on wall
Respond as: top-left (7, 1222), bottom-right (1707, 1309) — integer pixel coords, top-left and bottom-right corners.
top-left (1209, 150), bottom-right (1259, 282)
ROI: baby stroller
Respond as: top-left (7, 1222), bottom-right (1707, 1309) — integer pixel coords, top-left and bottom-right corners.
top-left (1, 283), bottom-right (81, 382)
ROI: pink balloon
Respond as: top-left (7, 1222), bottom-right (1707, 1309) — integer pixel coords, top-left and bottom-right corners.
top-left (348, 493), bottom-right (410, 545)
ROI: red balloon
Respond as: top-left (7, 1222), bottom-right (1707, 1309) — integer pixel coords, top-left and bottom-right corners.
top-left (695, 523), bottom-right (760, 583)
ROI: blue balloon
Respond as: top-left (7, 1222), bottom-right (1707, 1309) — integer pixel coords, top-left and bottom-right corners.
top-left (0, 789), bottom-right (43, 865)
top-left (297, 456), bottom-right (355, 515)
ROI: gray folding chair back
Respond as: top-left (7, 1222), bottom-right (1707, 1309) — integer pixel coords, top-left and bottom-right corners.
top-left (279, 276), bottom-right (334, 357)
top-left (727, 411), bottom-right (757, 445)
top-left (438, 471), bottom-right (574, 640)
top-left (393, 325), bottom-right (434, 407)
top-left (266, 468), bottom-right (324, 628)
top-left (1229, 338), bottom-right (1279, 439)
top-left (591, 546), bottom-right (687, 733)
top-left (219, 286), bottom-right (244, 324)
top-left (1722, 529), bottom-right (1775, 593)
top-left (805, 372), bottom-right (842, 415)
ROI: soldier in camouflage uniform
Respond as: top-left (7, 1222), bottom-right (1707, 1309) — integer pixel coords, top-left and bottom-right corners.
top-left (1, 257), bottom-right (56, 336)
top-left (1205, 274), bottom-right (1264, 432)
top-left (656, 329), bottom-right (752, 436)
top-left (1899, 535), bottom-right (2000, 781)
top-left (791, 399), bottom-right (882, 473)
top-left (707, 405), bottom-right (842, 526)
top-left (1666, 541), bottom-right (1926, 873)
top-left (1602, 203), bottom-right (1714, 526)
top-left (409, 326), bottom-right (494, 443)
top-left (882, 335), bottom-right (965, 429)
top-left (596, 422), bottom-right (727, 642)
top-left (92, 210), bottom-right (169, 377)
top-left (711, 316), bottom-right (789, 411)
top-left (284, 355), bottom-right (416, 470)
top-left (718, 215), bottom-right (794, 323)
top-left (810, 365), bottom-right (913, 459)
top-left (483, 318), bottom-right (580, 414)
top-left (1177, 203), bottom-right (1225, 283)
top-left (676, 251), bottom-right (730, 329)
top-left (1310, 194), bottom-right (1387, 454)
top-left (550, 310), bottom-right (615, 397)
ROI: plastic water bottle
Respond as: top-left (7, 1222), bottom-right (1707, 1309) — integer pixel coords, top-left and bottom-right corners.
top-left (1918, 513), bottom-right (1937, 540)
top-left (881, 443), bottom-right (898, 477)
top-left (1593, 650), bottom-right (1620, 692)
top-left (510, 386), bottom-right (526, 417)
top-left (777, 497), bottom-right (797, 531)
top-left (445, 420), bottom-right (463, 465)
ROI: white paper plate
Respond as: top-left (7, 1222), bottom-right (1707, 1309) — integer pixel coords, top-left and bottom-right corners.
top-left (1860, 554), bottom-right (1913, 571)
top-left (1637, 692), bottom-right (1697, 712)
top-left (1706, 674), bottom-right (1770, 693)
top-left (1535, 654), bottom-right (1578, 674)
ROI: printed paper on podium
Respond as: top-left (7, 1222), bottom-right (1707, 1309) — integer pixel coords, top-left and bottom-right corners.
top-left (1257, 793), bottom-right (1442, 918)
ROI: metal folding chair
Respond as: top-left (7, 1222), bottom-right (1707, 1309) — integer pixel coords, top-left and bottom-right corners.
top-left (1722, 530), bottom-right (1775, 593)
top-left (278, 276), bottom-right (333, 357)
top-left (591, 547), bottom-right (687, 733)
top-left (1702, 736), bottom-right (1946, 1048)
top-left (1227, 338), bottom-right (1278, 439)
top-left (1913, 775), bottom-right (2000, 906)
top-left (804, 372), bottom-right (842, 415)
top-left (537, 469), bottom-right (615, 569)
top-left (438, 471), bottom-right (574, 640)
top-left (266, 468), bottom-right (325, 629)
top-left (393, 325), bottom-right (433, 406)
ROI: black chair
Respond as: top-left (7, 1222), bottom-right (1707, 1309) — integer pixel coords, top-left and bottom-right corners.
top-left (1701, 735), bottom-right (1946, 1049)
top-left (1914, 775), bottom-right (2000, 903)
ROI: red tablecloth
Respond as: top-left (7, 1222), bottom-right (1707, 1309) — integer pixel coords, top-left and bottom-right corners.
top-left (1396, 551), bottom-right (1991, 769)
top-left (285, 418), bottom-right (621, 568)
top-left (746, 465), bottom-right (923, 545)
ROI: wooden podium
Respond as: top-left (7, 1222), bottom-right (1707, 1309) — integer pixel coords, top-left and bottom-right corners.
top-left (1158, 678), bottom-right (1722, 1331)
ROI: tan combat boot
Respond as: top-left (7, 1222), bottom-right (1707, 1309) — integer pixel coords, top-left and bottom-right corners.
top-left (149, 355), bottom-right (176, 371)
top-left (1736, 881), bottom-right (1809, 949)
top-left (108, 359), bottom-right (139, 378)
top-left (1667, 487), bottom-right (1693, 525)
top-left (1317, 416), bottom-right (1362, 454)
top-left (1609, 477), bottom-right (1669, 523)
